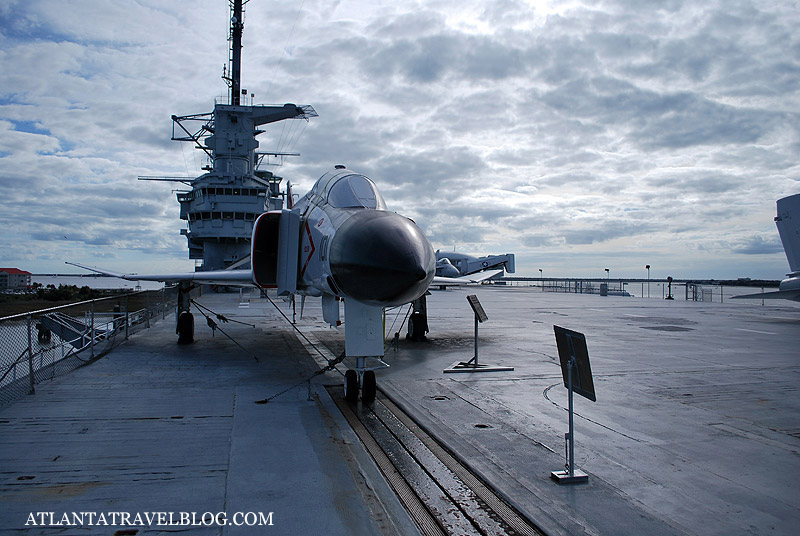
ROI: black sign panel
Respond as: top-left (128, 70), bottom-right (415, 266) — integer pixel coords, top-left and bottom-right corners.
top-left (466, 294), bottom-right (488, 322)
top-left (553, 325), bottom-right (596, 402)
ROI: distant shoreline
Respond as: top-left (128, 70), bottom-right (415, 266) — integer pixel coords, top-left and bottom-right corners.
top-left (30, 275), bottom-right (164, 291)
top-left (33, 273), bottom-right (114, 277)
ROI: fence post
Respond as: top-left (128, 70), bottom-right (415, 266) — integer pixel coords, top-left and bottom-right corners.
top-left (26, 314), bottom-right (35, 394)
top-left (145, 292), bottom-right (151, 328)
top-left (90, 301), bottom-right (95, 359)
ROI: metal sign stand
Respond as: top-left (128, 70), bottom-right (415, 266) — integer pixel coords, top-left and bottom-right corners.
top-left (550, 326), bottom-right (595, 484)
top-left (444, 295), bottom-right (514, 373)
top-left (551, 356), bottom-right (589, 483)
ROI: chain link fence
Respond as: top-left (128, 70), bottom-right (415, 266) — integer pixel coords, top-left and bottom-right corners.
top-left (0, 287), bottom-right (178, 408)
top-left (508, 279), bottom-right (773, 303)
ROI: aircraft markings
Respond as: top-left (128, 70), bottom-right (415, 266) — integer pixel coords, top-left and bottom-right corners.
top-left (300, 221), bottom-right (316, 278)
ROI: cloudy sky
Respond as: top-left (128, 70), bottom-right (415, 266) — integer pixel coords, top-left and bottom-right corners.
top-left (1, 0), bottom-right (798, 280)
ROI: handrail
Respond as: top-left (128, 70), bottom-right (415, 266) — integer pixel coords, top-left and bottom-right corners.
top-left (0, 289), bottom-right (164, 322)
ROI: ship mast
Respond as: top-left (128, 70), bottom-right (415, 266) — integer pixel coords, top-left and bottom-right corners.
top-left (227, 0), bottom-right (244, 106)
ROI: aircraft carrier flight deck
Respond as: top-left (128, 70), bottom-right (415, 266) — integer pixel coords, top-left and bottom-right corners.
top-left (1, 286), bottom-right (798, 535)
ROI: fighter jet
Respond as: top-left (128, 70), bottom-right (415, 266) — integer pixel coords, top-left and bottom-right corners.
top-left (70, 166), bottom-right (437, 402)
top-left (734, 193), bottom-right (800, 301)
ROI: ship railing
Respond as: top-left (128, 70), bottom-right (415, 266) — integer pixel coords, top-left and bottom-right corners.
top-left (0, 287), bottom-right (178, 408)
top-left (502, 278), bottom-right (781, 303)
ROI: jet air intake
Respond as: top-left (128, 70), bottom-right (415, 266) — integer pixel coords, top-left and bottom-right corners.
top-left (329, 211), bottom-right (435, 307)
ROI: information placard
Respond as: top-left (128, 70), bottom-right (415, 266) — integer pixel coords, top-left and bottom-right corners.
top-left (553, 326), bottom-right (596, 402)
top-left (466, 294), bottom-right (488, 323)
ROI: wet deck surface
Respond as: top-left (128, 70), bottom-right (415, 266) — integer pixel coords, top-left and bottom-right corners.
top-left (0, 294), bottom-right (416, 535)
top-left (1, 287), bottom-right (798, 535)
top-left (373, 287), bottom-right (800, 536)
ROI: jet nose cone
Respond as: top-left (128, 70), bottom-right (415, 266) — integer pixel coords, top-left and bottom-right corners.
top-left (330, 211), bottom-right (435, 306)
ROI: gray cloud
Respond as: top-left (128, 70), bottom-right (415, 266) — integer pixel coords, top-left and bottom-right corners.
top-left (0, 0), bottom-right (797, 280)
top-left (733, 235), bottom-right (785, 256)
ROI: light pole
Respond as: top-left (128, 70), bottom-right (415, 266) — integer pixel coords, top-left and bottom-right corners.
top-left (646, 265), bottom-right (650, 299)
top-left (539, 269), bottom-right (543, 292)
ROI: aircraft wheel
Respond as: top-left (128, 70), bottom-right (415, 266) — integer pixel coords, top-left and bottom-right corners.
top-left (177, 311), bottom-right (194, 345)
top-left (408, 312), bottom-right (427, 341)
top-left (36, 324), bottom-right (51, 344)
top-left (344, 369), bottom-right (360, 403)
top-left (361, 370), bottom-right (376, 404)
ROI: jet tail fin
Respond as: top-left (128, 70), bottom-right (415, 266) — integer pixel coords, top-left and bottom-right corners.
top-left (776, 193), bottom-right (800, 274)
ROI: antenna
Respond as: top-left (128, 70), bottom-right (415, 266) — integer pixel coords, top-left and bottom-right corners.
top-left (227, 0), bottom-right (244, 105)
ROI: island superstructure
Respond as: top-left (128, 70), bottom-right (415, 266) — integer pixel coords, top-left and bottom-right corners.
top-left (165, 0), bottom-right (317, 271)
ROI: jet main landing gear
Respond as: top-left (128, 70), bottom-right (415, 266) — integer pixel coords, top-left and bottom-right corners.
top-left (407, 295), bottom-right (429, 342)
top-left (177, 310), bottom-right (194, 345)
top-left (176, 282), bottom-right (196, 345)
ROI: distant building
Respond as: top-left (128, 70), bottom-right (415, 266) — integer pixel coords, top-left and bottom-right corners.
top-left (0, 268), bottom-right (32, 290)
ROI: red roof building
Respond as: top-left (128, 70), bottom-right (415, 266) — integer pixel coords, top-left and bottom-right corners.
top-left (0, 268), bottom-right (32, 290)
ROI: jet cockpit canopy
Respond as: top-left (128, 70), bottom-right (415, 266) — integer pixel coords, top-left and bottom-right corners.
top-left (328, 173), bottom-right (386, 209)
top-left (310, 168), bottom-right (387, 210)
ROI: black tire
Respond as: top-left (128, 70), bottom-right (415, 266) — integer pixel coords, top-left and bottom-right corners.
top-left (344, 369), bottom-right (359, 403)
top-left (177, 311), bottom-right (194, 345)
top-left (408, 312), bottom-right (427, 341)
top-left (361, 370), bottom-right (376, 404)
top-left (36, 324), bottom-right (51, 344)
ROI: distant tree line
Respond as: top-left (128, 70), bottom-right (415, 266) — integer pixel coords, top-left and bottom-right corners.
top-left (30, 283), bottom-right (122, 301)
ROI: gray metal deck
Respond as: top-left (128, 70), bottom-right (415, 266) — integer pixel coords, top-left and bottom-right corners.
top-left (0, 294), bottom-right (416, 535)
top-left (2, 288), bottom-right (798, 535)
top-left (373, 287), bottom-right (800, 535)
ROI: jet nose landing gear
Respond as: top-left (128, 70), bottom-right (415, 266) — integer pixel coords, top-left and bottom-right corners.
top-left (339, 300), bottom-right (387, 404)
top-left (361, 370), bottom-right (377, 403)
top-left (343, 361), bottom-right (378, 404)
top-left (344, 370), bottom-right (359, 402)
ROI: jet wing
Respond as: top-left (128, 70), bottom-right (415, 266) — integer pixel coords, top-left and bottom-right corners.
top-left (432, 269), bottom-right (503, 286)
top-left (731, 289), bottom-right (800, 301)
top-left (66, 262), bottom-right (255, 286)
